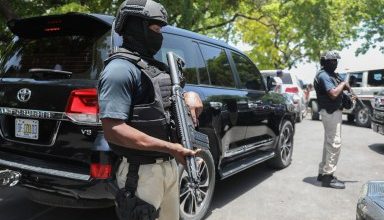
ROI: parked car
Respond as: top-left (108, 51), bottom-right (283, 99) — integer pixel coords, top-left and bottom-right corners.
top-left (260, 70), bottom-right (307, 122)
top-left (310, 70), bottom-right (384, 127)
top-left (356, 181), bottom-right (384, 220)
top-left (371, 89), bottom-right (384, 134)
top-left (0, 12), bottom-right (296, 219)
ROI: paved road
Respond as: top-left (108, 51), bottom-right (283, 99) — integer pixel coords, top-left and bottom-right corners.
top-left (1, 116), bottom-right (383, 220)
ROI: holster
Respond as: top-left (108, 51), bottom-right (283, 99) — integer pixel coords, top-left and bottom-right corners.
top-left (115, 163), bottom-right (159, 220)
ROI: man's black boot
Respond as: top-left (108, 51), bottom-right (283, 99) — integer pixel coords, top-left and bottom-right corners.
top-left (321, 175), bottom-right (345, 189)
top-left (317, 174), bottom-right (323, 181)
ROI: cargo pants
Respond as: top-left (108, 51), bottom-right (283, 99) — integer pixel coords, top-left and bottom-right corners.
top-left (318, 109), bottom-right (343, 175)
top-left (116, 157), bottom-right (179, 220)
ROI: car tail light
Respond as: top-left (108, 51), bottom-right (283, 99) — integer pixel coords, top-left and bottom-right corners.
top-left (285, 86), bottom-right (299, 94)
top-left (90, 163), bottom-right (112, 179)
top-left (44, 27), bottom-right (61, 32)
top-left (65, 88), bottom-right (99, 124)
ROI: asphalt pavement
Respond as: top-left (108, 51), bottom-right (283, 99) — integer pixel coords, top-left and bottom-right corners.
top-left (0, 116), bottom-right (383, 220)
top-left (206, 116), bottom-right (384, 220)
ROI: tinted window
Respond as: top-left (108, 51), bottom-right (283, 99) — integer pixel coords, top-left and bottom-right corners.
top-left (231, 52), bottom-right (263, 90)
top-left (368, 69), bottom-right (384, 86)
top-left (349, 72), bottom-right (363, 87)
top-left (154, 33), bottom-right (209, 85)
top-left (199, 44), bottom-right (235, 88)
top-left (0, 35), bottom-right (96, 79)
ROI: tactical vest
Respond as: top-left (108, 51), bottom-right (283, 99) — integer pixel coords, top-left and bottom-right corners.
top-left (104, 48), bottom-right (173, 161)
top-left (314, 69), bottom-right (342, 114)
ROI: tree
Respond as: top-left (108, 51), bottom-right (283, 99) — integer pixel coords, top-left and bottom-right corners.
top-left (236, 0), bottom-right (361, 70)
top-left (0, 0), bottom-right (383, 69)
top-left (353, 0), bottom-right (384, 55)
top-left (0, 0), bottom-right (242, 55)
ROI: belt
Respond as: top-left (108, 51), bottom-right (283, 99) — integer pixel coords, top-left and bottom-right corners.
top-left (125, 155), bottom-right (174, 165)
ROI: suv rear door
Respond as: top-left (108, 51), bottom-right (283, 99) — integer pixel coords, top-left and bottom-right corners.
top-left (0, 13), bottom-right (112, 177)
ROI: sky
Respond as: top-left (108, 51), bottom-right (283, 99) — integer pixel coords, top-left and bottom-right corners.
top-left (236, 40), bottom-right (384, 84)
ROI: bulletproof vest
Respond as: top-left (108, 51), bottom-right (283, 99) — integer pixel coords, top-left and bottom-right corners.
top-left (104, 48), bottom-right (173, 160)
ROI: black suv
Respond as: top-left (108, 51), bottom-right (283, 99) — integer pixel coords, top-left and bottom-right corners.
top-left (0, 13), bottom-right (295, 219)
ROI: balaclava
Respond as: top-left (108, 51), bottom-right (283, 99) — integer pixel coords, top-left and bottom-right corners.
top-left (122, 17), bottom-right (163, 58)
top-left (322, 59), bottom-right (338, 73)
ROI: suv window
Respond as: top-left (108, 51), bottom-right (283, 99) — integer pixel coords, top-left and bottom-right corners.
top-left (0, 35), bottom-right (95, 79)
top-left (349, 72), bottom-right (363, 87)
top-left (154, 33), bottom-right (209, 85)
top-left (199, 44), bottom-right (235, 88)
top-left (368, 69), bottom-right (384, 86)
top-left (231, 52), bottom-right (263, 90)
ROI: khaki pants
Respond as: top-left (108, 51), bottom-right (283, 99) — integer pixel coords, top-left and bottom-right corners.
top-left (318, 109), bottom-right (342, 175)
top-left (116, 157), bottom-right (179, 220)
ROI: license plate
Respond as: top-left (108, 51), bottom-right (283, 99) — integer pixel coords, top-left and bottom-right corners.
top-left (15, 118), bottom-right (39, 140)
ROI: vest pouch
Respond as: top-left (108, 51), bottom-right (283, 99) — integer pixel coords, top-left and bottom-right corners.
top-left (130, 118), bottom-right (169, 141)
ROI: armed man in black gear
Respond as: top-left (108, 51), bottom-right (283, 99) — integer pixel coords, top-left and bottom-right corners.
top-left (98, 0), bottom-right (202, 219)
top-left (314, 51), bottom-right (352, 189)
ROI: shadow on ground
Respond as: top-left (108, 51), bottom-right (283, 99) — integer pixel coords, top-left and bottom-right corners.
top-left (369, 143), bottom-right (384, 155)
top-left (205, 163), bottom-right (275, 218)
top-left (303, 176), bottom-right (359, 188)
top-left (0, 187), bottom-right (117, 220)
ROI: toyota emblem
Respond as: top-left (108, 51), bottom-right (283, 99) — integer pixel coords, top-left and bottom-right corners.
top-left (17, 88), bottom-right (32, 102)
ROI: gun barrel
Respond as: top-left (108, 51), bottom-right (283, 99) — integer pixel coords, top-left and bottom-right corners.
top-left (166, 52), bottom-right (181, 86)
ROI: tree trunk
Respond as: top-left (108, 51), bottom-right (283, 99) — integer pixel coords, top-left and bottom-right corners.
top-left (0, 0), bottom-right (18, 21)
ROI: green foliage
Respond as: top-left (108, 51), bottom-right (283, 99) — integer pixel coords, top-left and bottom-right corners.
top-left (46, 3), bottom-right (90, 14)
top-left (237, 0), bottom-right (361, 69)
top-left (0, 0), bottom-right (383, 69)
top-left (354, 0), bottom-right (384, 55)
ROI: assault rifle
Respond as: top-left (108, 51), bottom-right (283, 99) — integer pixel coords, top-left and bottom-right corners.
top-left (166, 52), bottom-right (209, 203)
top-left (335, 73), bottom-right (366, 109)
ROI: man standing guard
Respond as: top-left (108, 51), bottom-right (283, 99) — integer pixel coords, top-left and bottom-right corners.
top-left (98, 0), bottom-right (202, 219)
top-left (314, 51), bottom-right (351, 189)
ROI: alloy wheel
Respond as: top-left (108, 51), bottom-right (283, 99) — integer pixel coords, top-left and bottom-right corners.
top-left (179, 156), bottom-right (211, 218)
top-left (280, 125), bottom-right (293, 164)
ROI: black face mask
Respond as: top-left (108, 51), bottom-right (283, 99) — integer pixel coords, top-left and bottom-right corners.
top-left (121, 18), bottom-right (164, 58)
top-left (146, 29), bottom-right (163, 56)
top-left (323, 61), bottom-right (338, 73)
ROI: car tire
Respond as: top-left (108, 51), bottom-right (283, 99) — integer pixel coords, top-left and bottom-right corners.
top-left (347, 114), bottom-right (355, 123)
top-left (311, 100), bottom-right (320, 120)
top-left (296, 112), bottom-right (303, 122)
top-left (355, 105), bottom-right (372, 128)
top-left (179, 149), bottom-right (215, 220)
top-left (268, 120), bottom-right (294, 169)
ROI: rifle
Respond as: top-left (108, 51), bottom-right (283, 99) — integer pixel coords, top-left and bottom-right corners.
top-left (166, 52), bottom-right (209, 203)
top-left (335, 73), bottom-right (366, 109)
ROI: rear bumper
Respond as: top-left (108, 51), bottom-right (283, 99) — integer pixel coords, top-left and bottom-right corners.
top-left (0, 150), bottom-right (116, 207)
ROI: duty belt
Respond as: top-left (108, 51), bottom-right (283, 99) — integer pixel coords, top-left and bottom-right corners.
top-left (124, 155), bottom-right (174, 165)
